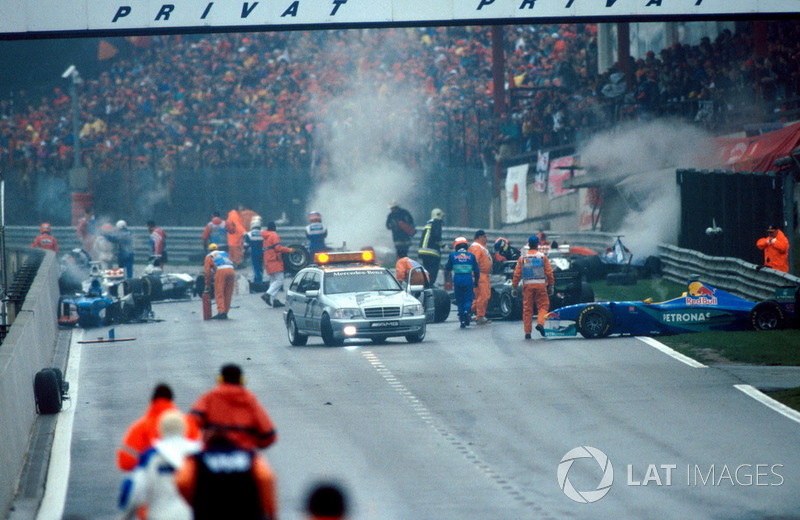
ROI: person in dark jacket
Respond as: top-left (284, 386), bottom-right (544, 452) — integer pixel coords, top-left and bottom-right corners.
top-left (417, 208), bottom-right (445, 285)
top-left (386, 201), bottom-right (415, 259)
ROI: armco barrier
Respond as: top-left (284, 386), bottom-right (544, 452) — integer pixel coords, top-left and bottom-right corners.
top-left (658, 243), bottom-right (800, 300)
top-left (0, 250), bottom-right (60, 518)
top-left (6, 226), bottom-right (617, 266)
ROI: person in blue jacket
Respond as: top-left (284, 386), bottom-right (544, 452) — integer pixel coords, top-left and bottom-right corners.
top-left (444, 236), bottom-right (480, 328)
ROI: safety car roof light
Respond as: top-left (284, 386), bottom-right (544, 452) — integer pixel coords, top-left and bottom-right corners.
top-left (314, 250), bottom-right (375, 265)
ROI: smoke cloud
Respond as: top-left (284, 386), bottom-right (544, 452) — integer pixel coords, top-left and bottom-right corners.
top-left (578, 119), bottom-right (715, 257)
top-left (305, 35), bottom-right (424, 260)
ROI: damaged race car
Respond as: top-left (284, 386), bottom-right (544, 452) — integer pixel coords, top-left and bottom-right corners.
top-left (545, 279), bottom-right (798, 338)
top-left (58, 266), bottom-right (153, 328)
top-left (483, 244), bottom-right (594, 320)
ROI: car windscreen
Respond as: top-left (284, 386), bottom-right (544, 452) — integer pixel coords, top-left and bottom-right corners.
top-left (324, 269), bottom-right (401, 295)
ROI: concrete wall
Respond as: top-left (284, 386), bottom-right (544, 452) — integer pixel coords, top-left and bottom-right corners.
top-left (0, 250), bottom-right (61, 518)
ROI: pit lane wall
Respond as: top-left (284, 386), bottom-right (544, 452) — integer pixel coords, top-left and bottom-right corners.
top-left (0, 249), bottom-right (60, 518)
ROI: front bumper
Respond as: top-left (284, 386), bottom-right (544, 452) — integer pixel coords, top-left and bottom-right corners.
top-left (330, 315), bottom-right (426, 339)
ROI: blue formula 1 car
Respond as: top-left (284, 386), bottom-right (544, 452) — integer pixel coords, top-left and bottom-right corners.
top-left (545, 280), bottom-right (798, 338)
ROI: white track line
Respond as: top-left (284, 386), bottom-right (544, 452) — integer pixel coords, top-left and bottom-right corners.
top-left (636, 336), bottom-right (707, 368)
top-left (735, 384), bottom-right (800, 425)
top-left (36, 333), bottom-right (82, 520)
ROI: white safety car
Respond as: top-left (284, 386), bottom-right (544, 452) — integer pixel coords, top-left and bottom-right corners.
top-left (284, 250), bottom-right (427, 346)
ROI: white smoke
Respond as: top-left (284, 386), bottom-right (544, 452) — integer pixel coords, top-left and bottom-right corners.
top-left (305, 35), bottom-right (424, 259)
top-left (578, 119), bottom-right (715, 257)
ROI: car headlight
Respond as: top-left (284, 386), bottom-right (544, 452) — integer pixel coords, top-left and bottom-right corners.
top-left (404, 302), bottom-right (423, 316)
top-left (333, 307), bottom-right (361, 319)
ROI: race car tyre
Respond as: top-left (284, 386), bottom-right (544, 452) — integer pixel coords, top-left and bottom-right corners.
top-left (579, 281), bottom-right (595, 303)
top-left (642, 255), bottom-right (662, 278)
top-left (321, 313), bottom-right (343, 346)
top-left (405, 326), bottom-right (426, 343)
top-left (606, 272), bottom-right (636, 286)
top-left (286, 313), bottom-right (308, 346)
top-left (122, 278), bottom-right (145, 297)
top-left (572, 255), bottom-right (604, 281)
top-left (34, 368), bottom-right (62, 414)
top-left (432, 288), bottom-right (451, 323)
top-left (576, 304), bottom-right (613, 338)
top-left (499, 290), bottom-right (522, 320)
top-left (285, 244), bottom-right (310, 274)
top-left (142, 275), bottom-right (164, 301)
top-left (750, 300), bottom-right (786, 331)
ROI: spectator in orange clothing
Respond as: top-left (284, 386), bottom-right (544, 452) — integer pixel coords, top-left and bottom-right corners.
top-left (116, 383), bottom-right (201, 472)
top-left (204, 243), bottom-right (236, 320)
top-left (756, 224), bottom-right (790, 273)
top-left (512, 235), bottom-right (555, 339)
top-left (189, 364), bottom-right (278, 452)
top-left (227, 208), bottom-right (247, 267)
top-left (469, 230), bottom-right (493, 325)
top-left (175, 433), bottom-right (278, 520)
top-left (31, 223), bottom-right (58, 253)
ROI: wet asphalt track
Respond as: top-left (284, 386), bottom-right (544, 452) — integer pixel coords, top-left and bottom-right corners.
top-left (36, 279), bottom-right (800, 520)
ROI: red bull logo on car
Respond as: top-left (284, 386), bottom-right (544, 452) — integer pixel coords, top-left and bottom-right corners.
top-left (686, 281), bottom-right (718, 305)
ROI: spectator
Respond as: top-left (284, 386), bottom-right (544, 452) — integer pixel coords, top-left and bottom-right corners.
top-left (116, 383), bottom-right (201, 472)
top-left (189, 363), bottom-right (278, 452)
top-left (305, 482), bottom-right (348, 520)
top-left (118, 410), bottom-right (201, 520)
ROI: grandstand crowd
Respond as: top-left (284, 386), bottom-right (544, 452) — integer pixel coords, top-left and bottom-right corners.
top-left (2, 20), bottom-right (799, 220)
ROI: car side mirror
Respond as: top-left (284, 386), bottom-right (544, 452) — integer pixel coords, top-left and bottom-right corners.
top-left (409, 285), bottom-right (425, 293)
top-left (305, 290), bottom-right (319, 298)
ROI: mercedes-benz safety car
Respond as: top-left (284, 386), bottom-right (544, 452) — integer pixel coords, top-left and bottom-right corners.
top-left (545, 279), bottom-right (798, 338)
top-left (284, 250), bottom-right (427, 346)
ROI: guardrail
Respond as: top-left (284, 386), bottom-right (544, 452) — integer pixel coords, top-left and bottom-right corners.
top-left (658, 243), bottom-right (800, 300)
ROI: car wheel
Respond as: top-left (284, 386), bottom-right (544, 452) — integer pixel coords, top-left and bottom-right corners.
top-left (572, 255), bottom-right (604, 281)
top-left (499, 290), bottom-right (521, 320)
top-left (432, 288), bottom-right (451, 323)
top-left (405, 326), bottom-right (426, 343)
top-left (576, 304), bottom-right (613, 338)
top-left (286, 313), bottom-right (308, 346)
top-left (34, 368), bottom-right (62, 414)
top-left (321, 313), bottom-right (343, 346)
top-left (285, 245), bottom-right (310, 274)
top-left (750, 300), bottom-right (785, 331)
top-left (142, 275), bottom-right (164, 301)
top-left (371, 336), bottom-right (388, 344)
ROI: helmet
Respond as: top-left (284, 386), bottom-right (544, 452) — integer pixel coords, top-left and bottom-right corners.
top-left (40, 222), bottom-right (51, 233)
top-left (251, 216), bottom-right (262, 229)
top-left (453, 236), bottom-right (469, 251)
top-left (116, 220), bottom-right (127, 229)
top-left (493, 237), bottom-right (508, 252)
top-left (308, 211), bottom-right (322, 223)
top-left (388, 200), bottom-right (399, 209)
top-left (528, 235), bottom-right (540, 248)
top-left (431, 208), bottom-right (444, 220)
top-left (208, 243), bottom-right (218, 252)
